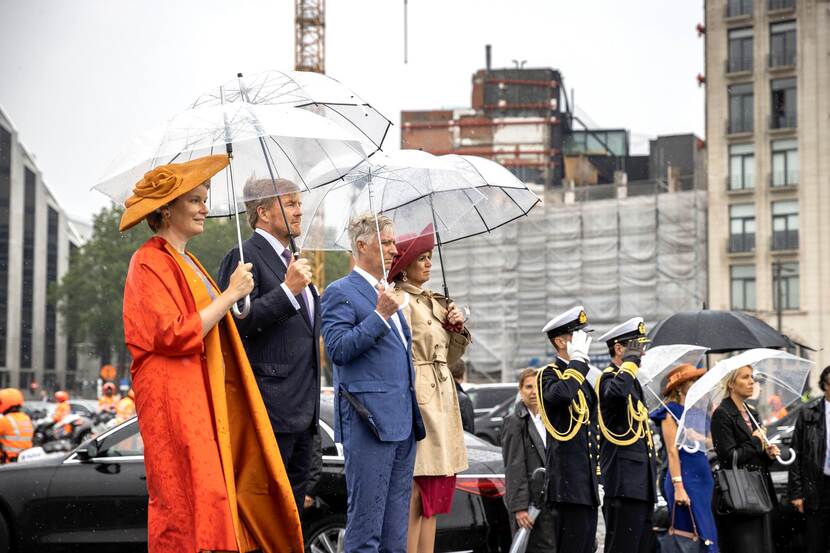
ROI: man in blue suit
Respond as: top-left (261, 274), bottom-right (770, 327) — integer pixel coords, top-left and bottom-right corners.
top-left (217, 177), bottom-right (320, 514)
top-left (321, 213), bottom-right (425, 553)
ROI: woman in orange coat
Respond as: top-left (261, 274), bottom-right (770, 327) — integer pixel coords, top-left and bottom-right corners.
top-left (120, 155), bottom-right (302, 553)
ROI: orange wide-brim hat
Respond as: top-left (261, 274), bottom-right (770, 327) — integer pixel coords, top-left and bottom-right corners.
top-left (388, 223), bottom-right (435, 282)
top-left (661, 363), bottom-right (707, 396)
top-left (119, 154), bottom-right (229, 232)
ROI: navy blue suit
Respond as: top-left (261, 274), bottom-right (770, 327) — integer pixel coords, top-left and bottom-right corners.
top-left (217, 231), bottom-right (320, 512)
top-left (321, 270), bottom-right (424, 553)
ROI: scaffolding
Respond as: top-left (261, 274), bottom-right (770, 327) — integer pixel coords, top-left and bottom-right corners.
top-left (440, 180), bottom-right (707, 382)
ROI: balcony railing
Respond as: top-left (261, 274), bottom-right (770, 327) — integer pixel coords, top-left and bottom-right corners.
top-left (769, 52), bottom-right (797, 68)
top-left (729, 233), bottom-right (756, 253)
top-left (770, 113), bottom-right (797, 130)
top-left (769, 0), bottom-right (795, 11)
top-left (728, 118), bottom-right (754, 134)
top-left (727, 175), bottom-right (754, 191)
top-left (772, 230), bottom-right (799, 250)
top-left (727, 55), bottom-right (753, 74)
top-left (770, 171), bottom-right (799, 188)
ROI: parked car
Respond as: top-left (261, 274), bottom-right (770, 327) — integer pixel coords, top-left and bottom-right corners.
top-left (22, 399), bottom-right (99, 421)
top-left (473, 395), bottom-right (518, 446)
top-left (465, 383), bottom-right (517, 418)
top-left (0, 396), bottom-right (510, 553)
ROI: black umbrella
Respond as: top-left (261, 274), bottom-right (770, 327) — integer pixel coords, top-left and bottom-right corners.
top-left (648, 310), bottom-right (789, 353)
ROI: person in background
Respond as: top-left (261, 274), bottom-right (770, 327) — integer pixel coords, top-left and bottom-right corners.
top-left (537, 306), bottom-right (599, 553)
top-left (120, 154), bottom-right (302, 553)
top-left (450, 359), bottom-right (475, 434)
top-left (0, 388), bottom-right (33, 464)
top-left (711, 365), bottom-right (778, 553)
top-left (650, 364), bottom-right (717, 552)
top-left (502, 368), bottom-right (556, 552)
top-left (788, 365), bottom-right (830, 553)
top-left (596, 317), bottom-right (656, 553)
top-left (98, 382), bottom-right (120, 413)
top-left (52, 390), bottom-right (71, 425)
top-left (115, 389), bottom-right (136, 424)
top-left (388, 228), bottom-right (470, 553)
top-left (303, 432), bottom-right (322, 513)
top-left (217, 176), bottom-right (321, 515)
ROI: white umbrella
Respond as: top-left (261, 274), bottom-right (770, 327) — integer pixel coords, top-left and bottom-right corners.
top-left (675, 348), bottom-right (812, 463)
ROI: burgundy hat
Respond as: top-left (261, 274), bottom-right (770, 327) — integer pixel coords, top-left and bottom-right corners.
top-left (388, 224), bottom-right (435, 282)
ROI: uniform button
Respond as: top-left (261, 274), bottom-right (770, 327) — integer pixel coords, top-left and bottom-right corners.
top-left (416, 298), bottom-right (421, 303)
top-left (427, 320), bottom-right (432, 325)
top-left (431, 383), bottom-right (435, 388)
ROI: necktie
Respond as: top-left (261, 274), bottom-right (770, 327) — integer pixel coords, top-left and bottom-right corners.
top-left (280, 249), bottom-right (311, 325)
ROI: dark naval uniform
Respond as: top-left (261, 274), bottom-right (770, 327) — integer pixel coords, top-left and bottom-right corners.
top-left (597, 319), bottom-right (657, 553)
top-left (538, 356), bottom-right (600, 553)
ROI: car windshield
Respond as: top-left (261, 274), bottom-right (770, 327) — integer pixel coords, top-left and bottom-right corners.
top-left (467, 387), bottom-right (516, 410)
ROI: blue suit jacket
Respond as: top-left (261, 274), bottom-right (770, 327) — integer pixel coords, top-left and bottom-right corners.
top-left (321, 271), bottom-right (425, 443)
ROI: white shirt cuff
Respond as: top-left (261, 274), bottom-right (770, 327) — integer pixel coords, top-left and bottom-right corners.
top-left (374, 310), bottom-right (391, 328)
top-left (280, 282), bottom-right (301, 310)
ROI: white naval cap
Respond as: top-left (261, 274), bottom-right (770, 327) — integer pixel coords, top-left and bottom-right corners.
top-left (542, 305), bottom-right (590, 338)
top-left (598, 316), bottom-right (648, 345)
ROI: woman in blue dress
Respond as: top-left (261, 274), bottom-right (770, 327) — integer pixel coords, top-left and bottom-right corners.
top-left (651, 364), bottom-right (719, 552)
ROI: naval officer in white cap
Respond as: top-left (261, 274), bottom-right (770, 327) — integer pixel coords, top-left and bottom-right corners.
top-left (536, 306), bottom-right (600, 553)
top-left (596, 317), bottom-right (657, 553)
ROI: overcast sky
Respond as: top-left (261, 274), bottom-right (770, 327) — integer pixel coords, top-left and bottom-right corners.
top-left (0, 0), bottom-right (705, 222)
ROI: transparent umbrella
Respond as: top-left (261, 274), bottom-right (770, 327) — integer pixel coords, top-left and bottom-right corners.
top-left (94, 101), bottom-right (366, 317)
top-left (638, 344), bottom-right (708, 413)
top-left (675, 348), bottom-right (812, 463)
top-left (191, 69), bottom-right (392, 157)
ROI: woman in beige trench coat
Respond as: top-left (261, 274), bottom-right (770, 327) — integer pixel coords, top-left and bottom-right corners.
top-left (389, 229), bottom-right (471, 553)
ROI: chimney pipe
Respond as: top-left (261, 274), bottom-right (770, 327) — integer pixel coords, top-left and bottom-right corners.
top-left (485, 44), bottom-right (492, 72)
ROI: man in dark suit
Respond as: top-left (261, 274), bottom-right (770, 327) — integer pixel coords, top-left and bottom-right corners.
top-left (537, 306), bottom-right (599, 553)
top-left (321, 213), bottom-right (425, 553)
top-left (217, 177), bottom-right (320, 513)
top-left (597, 317), bottom-right (657, 553)
top-left (502, 368), bottom-right (556, 552)
top-left (789, 365), bottom-right (830, 553)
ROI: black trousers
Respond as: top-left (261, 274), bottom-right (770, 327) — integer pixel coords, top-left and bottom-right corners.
top-left (552, 502), bottom-right (597, 553)
top-left (805, 475), bottom-right (830, 553)
top-left (275, 427), bottom-right (315, 515)
top-left (603, 497), bottom-right (654, 553)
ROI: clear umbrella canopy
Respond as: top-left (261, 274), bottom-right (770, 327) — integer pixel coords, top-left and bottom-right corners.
top-left (94, 102), bottom-right (367, 217)
top-left (638, 344), bottom-right (708, 412)
top-left (675, 348), bottom-right (813, 452)
top-left (299, 150), bottom-right (486, 252)
top-left (191, 70), bottom-right (392, 157)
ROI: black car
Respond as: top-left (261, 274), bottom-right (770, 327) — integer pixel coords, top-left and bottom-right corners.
top-left (465, 384), bottom-right (518, 418)
top-left (473, 395), bottom-right (518, 446)
top-left (0, 397), bottom-right (510, 553)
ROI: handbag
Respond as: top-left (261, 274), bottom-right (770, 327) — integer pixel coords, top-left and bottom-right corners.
top-left (656, 504), bottom-right (709, 553)
top-left (713, 451), bottom-right (774, 515)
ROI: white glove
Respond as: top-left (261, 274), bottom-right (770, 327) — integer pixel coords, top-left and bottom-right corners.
top-left (567, 330), bottom-right (592, 363)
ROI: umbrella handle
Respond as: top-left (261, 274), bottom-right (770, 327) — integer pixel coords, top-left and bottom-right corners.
top-left (681, 442), bottom-right (701, 454)
top-left (776, 448), bottom-right (796, 466)
top-left (232, 295), bottom-right (251, 319)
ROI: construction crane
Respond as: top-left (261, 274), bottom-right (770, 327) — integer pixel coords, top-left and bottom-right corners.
top-left (295, 0), bottom-right (326, 287)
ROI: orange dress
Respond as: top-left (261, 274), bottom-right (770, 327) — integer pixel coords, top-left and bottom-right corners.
top-left (123, 236), bottom-right (302, 553)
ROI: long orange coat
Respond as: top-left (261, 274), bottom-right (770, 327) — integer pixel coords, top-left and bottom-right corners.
top-left (123, 236), bottom-right (302, 553)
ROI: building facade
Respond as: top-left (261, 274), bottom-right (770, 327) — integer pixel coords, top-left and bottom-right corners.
top-left (705, 0), bottom-right (829, 370)
top-left (0, 106), bottom-right (83, 392)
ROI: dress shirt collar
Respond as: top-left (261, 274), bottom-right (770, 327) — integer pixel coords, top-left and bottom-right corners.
top-left (353, 265), bottom-right (384, 289)
top-left (255, 228), bottom-right (290, 259)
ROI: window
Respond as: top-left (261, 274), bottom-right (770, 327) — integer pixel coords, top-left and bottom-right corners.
top-left (729, 83), bottom-right (754, 133)
top-left (771, 139), bottom-right (798, 186)
top-left (0, 372), bottom-right (8, 388)
top-left (770, 21), bottom-right (796, 67)
top-left (729, 204), bottom-right (756, 252)
top-left (728, 28), bottom-right (754, 73)
top-left (771, 200), bottom-right (798, 250)
top-left (731, 265), bottom-right (757, 310)
top-left (769, 0), bottom-right (795, 11)
top-left (100, 425), bottom-right (144, 457)
top-left (771, 78), bottom-right (797, 129)
top-left (772, 262), bottom-right (799, 310)
top-left (729, 143), bottom-right (755, 190)
top-left (0, 126), bottom-right (10, 366)
top-left (20, 168), bottom-right (36, 369)
top-left (728, 0), bottom-right (753, 17)
top-left (66, 243), bottom-right (79, 374)
top-left (45, 207), bottom-right (59, 371)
